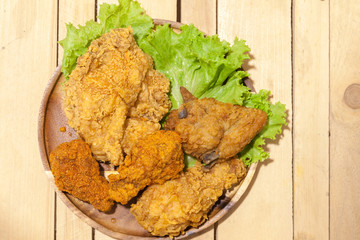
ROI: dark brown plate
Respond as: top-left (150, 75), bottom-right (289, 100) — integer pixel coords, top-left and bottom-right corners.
top-left (38, 19), bottom-right (257, 240)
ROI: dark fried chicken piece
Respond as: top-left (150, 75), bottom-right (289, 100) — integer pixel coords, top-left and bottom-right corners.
top-left (49, 139), bottom-right (114, 212)
top-left (165, 87), bottom-right (267, 166)
top-left (108, 130), bottom-right (184, 205)
top-left (64, 27), bottom-right (171, 166)
top-left (130, 158), bottom-right (247, 237)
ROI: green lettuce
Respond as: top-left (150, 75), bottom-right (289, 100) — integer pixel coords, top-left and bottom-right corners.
top-left (59, 0), bottom-right (286, 166)
top-left (139, 24), bottom-right (251, 109)
top-left (139, 24), bottom-right (286, 165)
top-left (59, 0), bottom-right (153, 79)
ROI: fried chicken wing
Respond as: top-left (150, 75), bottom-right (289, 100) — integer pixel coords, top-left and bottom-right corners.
top-left (108, 130), bottom-right (184, 205)
top-left (49, 139), bottom-right (114, 212)
top-left (165, 87), bottom-right (267, 166)
top-left (130, 158), bottom-right (247, 237)
top-left (63, 27), bottom-right (171, 165)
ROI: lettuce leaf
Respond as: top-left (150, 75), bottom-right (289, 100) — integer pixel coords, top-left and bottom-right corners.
top-left (239, 91), bottom-right (287, 165)
top-left (140, 24), bottom-right (286, 165)
top-left (59, 0), bottom-right (153, 79)
top-left (139, 24), bottom-right (251, 109)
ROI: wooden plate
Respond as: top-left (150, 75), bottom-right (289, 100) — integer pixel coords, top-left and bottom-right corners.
top-left (38, 19), bottom-right (258, 240)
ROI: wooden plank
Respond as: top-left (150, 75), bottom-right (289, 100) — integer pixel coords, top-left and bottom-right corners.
top-left (293, 1), bottom-right (330, 239)
top-left (94, 230), bottom-right (113, 240)
top-left (179, 1), bottom-right (216, 239)
top-left (181, 0), bottom-right (217, 35)
top-left (330, 0), bottom-right (360, 239)
top-left (56, 1), bottom-right (95, 239)
top-left (138, 0), bottom-right (177, 20)
top-left (217, 1), bottom-right (293, 239)
top-left (0, 0), bottom-right (57, 239)
top-left (56, 199), bottom-right (93, 240)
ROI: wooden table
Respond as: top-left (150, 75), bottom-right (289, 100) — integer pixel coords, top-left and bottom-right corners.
top-left (1, 0), bottom-right (359, 239)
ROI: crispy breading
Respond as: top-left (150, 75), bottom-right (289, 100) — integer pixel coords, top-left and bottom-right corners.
top-left (108, 130), bottom-right (184, 205)
top-left (165, 87), bottom-right (267, 166)
top-left (129, 69), bottom-right (171, 122)
top-left (63, 27), bottom-right (171, 165)
top-left (49, 139), bottom-right (114, 212)
top-left (121, 118), bottom-right (160, 155)
top-left (130, 158), bottom-right (247, 237)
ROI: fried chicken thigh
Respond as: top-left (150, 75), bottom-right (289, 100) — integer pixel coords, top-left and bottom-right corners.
top-left (165, 87), bottom-right (267, 166)
top-left (108, 130), bottom-right (184, 205)
top-left (64, 27), bottom-right (171, 166)
top-left (130, 158), bottom-right (247, 237)
top-left (49, 139), bottom-right (114, 212)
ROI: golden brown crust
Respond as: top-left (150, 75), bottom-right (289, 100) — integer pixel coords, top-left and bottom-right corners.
top-left (121, 118), bottom-right (160, 155)
top-left (109, 130), bottom-right (184, 205)
top-left (49, 139), bottom-right (114, 212)
top-left (129, 69), bottom-right (171, 122)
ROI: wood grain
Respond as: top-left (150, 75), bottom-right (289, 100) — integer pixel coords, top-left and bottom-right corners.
top-left (56, 200), bottom-right (93, 240)
top-left (56, 1), bottom-right (95, 239)
top-left (217, 0), bottom-right (293, 239)
top-left (137, 0), bottom-right (177, 20)
top-left (293, 1), bottom-right (330, 239)
top-left (181, 0), bottom-right (217, 35)
top-left (330, 0), bottom-right (360, 239)
top-left (0, 0), bottom-right (57, 239)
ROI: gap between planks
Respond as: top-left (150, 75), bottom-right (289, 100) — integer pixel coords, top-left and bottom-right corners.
top-left (327, 1), bottom-right (330, 239)
top-left (291, 1), bottom-right (295, 239)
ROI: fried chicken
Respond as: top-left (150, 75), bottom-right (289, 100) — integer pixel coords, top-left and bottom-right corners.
top-left (63, 27), bottom-right (171, 166)
top-left (49, 139), bottom-right (114, 212)
top-left (130, 158), bottom-right (247, 237)
top-left (129, 69), bottom-right (171, 122)
top-left (108, 130), bottom-right (184, 205)
top-left (121, 118), bottom-right (160, 155)
top-left (121, 69), bottom-right (171, 155)
top-left (165, 87), bottom-right (267, 166)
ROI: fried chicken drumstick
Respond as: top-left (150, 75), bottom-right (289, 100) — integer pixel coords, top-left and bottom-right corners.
top-left (130, 158), bottom-right (247, 237)
top-left (108, 130), bottom-right (184, 205)
top-left (49, 139), bottom-right (114, 212)
top-left (165, 87), bottom-right (268, 166)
